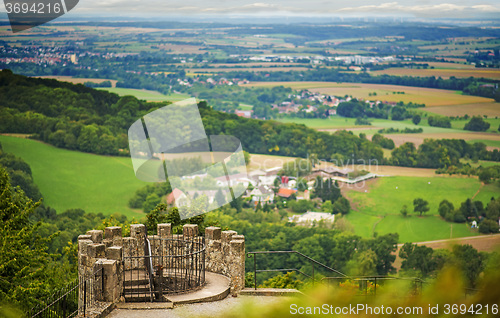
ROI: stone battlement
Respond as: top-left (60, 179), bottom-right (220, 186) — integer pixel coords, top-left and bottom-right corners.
top-left (78, 223), bottom-right (245, 306)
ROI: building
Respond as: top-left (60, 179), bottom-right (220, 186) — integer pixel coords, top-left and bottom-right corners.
top-left (250, 185), bottom-right (275, 207)
top-left (166, 188), bottom-right (189, 207)
top-left (288, 211), bottom-right (335, 226)
top-left (277, 188), bottom-right (297, 199)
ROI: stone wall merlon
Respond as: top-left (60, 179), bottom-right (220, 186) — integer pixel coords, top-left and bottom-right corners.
top-left (205, 227), bottom-right (221, 240)
top-left (86, 230), bottom-right (103, 243)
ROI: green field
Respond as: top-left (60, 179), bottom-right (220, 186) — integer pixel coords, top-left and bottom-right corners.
top-left (467, 139), bottom-right (500, 149)
top-left (451, 118), bottom-right (500, 133)
top-left (0, 136), bottom-right (149, 218)
top-left (277, 117), bottom-right (464, 134)
top-left (375, 215), bottom-right (476, 243)
top-left (98, 87), bottom-right (191, 102)
top-left (344, 176), bottom-right (497, 242)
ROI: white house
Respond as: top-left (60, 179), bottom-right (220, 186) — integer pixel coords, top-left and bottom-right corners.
top-left (289, 211), bottom-right (335, 226)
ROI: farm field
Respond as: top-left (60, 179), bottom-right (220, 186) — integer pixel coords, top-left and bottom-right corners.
top-left (371, 67), bottom-right (500, 80)
top-left (248, 154), bottom-right (297, 171)
top-left (386, 132), bottom-right (500, 148)
top-left (35, 76), bottom-right (118, 87)
top-left (467, 139), bottom-right (500, 149)
top-left (450, 117), bottom-right (500, 133)
top-left (98, 87), bottom-right (191, 102)
top-left (0, 135), bottom-right (149, 218)
top-left (277, 117), bottom-right (500, 148)
top-left (279, 117), bottom-right (464, 134)
top-left (189, 67), bottom-right (311, 73)
top-left (244, 82), bottom-right (494, 106)
top-left (422, 102), bottom-right (500, 117)
top-left (343, 176), bottom-right (495, 242)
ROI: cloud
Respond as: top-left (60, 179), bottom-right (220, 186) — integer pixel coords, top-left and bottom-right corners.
top-left (336, 2), bottom-right (500, 15)
top-left (53, 0), bottom-right (500, 18)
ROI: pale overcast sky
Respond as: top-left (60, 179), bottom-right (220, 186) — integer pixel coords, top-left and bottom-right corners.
top-left (70, 1), bottom-right (500, 17)
top-left (2, 1), bottom-right (500, 18)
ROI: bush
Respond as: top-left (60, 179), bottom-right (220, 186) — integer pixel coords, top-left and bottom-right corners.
top-left (428, 116), bottom-right (451, 128)
top-left (479, 219), bottom-right (499, 234)
top-left (464, 116), bottom-right (490, 132)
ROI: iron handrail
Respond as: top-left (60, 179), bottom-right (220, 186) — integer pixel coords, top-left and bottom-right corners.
top-left (30, 267), bottom-right (103, 318)
top-left (247, 250), bottom-right (347, 290)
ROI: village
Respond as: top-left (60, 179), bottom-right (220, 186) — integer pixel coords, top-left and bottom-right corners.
top-left (165, 162), bottom-right (377, 227)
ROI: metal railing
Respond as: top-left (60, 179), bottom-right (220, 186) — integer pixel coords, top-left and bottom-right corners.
top-left (123, 234), bottom-right (206, 302)
top-left (246, 250), bottom-right (347, 289)
top-left (30, 267), bottom-right (103, 318)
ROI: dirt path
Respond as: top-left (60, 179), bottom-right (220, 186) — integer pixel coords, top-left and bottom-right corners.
top-left (471, 183), bottom-right (484, 200)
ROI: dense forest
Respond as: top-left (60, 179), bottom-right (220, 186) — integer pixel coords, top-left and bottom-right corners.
top-left (0, 70), bottom-right (383, 163)
top-left (1, 70), bottom-right (499, 172)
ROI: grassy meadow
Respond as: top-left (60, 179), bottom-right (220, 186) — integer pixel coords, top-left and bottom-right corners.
top-left (0, 135), bottom-right (149, 218)
top-left (343, 176), bottom-right (493, 242)
top-left (244, 82), bottom-right (494, 106)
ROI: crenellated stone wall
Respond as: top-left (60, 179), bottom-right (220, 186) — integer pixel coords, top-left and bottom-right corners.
top-left (78, 223), bottom-right (245, 306)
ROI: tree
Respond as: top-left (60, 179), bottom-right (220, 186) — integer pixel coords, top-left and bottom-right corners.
top-left (399, 243), bottom-right (438, 277)
top-left (261, 272), bottom-right (303, 289)
top-left (215, 188), bottom-right (226, 207)
top-left (313, 177), bottom-right (341, 203)
top-left (479, 219), bottom-right (499, 234)
top-left (296, 178), bottom-right (308, 192)
top-left (464, 116), bottom-right (490, 132)
top-left (358, 233), bottom-right (399, 275)
top-left (451, 244), bottom-right (485, 287)
top-left (412, 114), bottom-right (421, 125)
top-left (400, 205), bottom-right (408, 217)
top-left (332, 197), bottom-right (350, 215)
top-left (143, 193), bottom-right (161, 213)
top-left (322, 200), bottom-right (333, 213)
top-left (438, 200), bottom-right (454, 219)
top-left (413, 198), bottom-right (430, 216)
top-left (0, 167), bottom-right (55, 310)
top-left (353, 250), bottom-right (378, 276)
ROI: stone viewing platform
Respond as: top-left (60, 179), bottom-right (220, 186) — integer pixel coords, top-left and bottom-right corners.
top-left (77, 223), bottom-right (245, 315)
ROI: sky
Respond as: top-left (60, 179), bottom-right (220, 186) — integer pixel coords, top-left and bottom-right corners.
top-left (1, 1), bottom-right (500, 19)
top-left (68, 1), bottom-right (500, 18)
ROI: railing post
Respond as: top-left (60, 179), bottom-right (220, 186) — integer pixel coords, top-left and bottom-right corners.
top-left (62, 294), bottom-right (67, 318)
top-left (83, 280), bottom-right (87, 317)
top-left (312, 263), bottom-right (314, 287)
top-left (374, 277), bottom-right (377, 296)
top-left (253, 253), bottom-right (257, 290)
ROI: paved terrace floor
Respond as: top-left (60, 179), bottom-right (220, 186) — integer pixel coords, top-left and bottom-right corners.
top-left (107, 295), bottom-right (292, 318)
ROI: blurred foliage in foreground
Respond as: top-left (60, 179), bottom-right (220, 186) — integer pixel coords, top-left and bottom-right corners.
top-left (219, 257), bottom-right (500, 318)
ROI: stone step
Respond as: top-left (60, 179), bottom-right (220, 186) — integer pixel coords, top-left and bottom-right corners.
top-left (124, 286), bottom-right (152, 293)
top-left (116, 302), bottom-right (173, 310)
top-left (124, 279), bottom-right (150, 286)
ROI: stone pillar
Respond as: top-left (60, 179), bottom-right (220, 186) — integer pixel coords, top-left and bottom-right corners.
top-left (130, 224), bottom-right (146, 268)
top-left (122, 237), bottom-right (138, 270)
top-left (229, 235), bottom-right (245, 295)
top-left (221, 230), bottom-right (237, 276)
top-left (158, 223), bottom-right (171, 238)
top-left (78, 236), bottom-right (93, 315)
top-left (183, 224), bottom-right (198, 238)
top-left (98, 259), bottom-right (120, 303)
top-left (205, 227), bottom-right (223, 273)
top-left (205, 227), bottom-right (221, 241)
top-left (86, 230), bottom-right (103, 244)
top-left (105, 226), bottom-right (122, 247)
